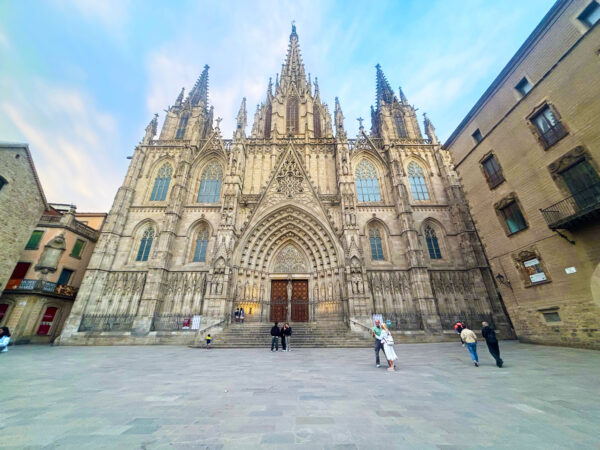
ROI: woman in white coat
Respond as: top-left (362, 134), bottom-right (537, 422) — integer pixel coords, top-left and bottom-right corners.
top-left (0, 326), bottom-right (11, 353)
top-left (380, 324), bottom-right (397, 371)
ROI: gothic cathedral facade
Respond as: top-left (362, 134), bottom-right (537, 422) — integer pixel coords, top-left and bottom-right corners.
top-left (59, 26), bottom-right (511, 345)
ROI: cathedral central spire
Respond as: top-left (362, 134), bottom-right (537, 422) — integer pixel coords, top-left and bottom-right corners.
top-left (189, 64), bottom-right (210, 107)
top-left (375, 63), bottom-right (397, 107)
top-left (281, 22), bottom-right (307, 90)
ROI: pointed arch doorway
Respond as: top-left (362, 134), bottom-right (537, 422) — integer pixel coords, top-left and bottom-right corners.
top-left (269, 243), bottom-right (310, 322)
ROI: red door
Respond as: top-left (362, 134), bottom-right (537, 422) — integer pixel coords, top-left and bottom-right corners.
top-left (270, 281), bottom-right (287, 322)
top-left (291, 280), bottom-right (309, 322)
top-left (37, 307), bottom-right (58, 335)
top-left (7, 262), bottom-right (31, 289)
top-left (0, 303), bottom-right (8, 323)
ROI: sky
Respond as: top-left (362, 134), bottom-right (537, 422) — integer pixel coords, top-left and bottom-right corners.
top-left (0, 0), bottom-right (556, 212)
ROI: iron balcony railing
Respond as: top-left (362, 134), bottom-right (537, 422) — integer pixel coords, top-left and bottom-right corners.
top-left (10, 279), bottom-right (77, 297)
top-left (540, 182), bottom-right (600, 229)
top-left (79, 314), bottom-right (135, 332)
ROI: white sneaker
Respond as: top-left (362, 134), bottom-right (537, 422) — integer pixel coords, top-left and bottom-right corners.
top-left (376, 364), bottom-right (381, 368)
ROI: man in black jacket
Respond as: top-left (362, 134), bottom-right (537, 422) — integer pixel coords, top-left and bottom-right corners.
top-left (270, 322), bottom-right (280, 351)
top-left (481, 321), bottom-right (503, 367)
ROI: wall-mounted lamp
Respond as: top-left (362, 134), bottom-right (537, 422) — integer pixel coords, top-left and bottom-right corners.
top-left (495, 273), bottom-right (512, 290)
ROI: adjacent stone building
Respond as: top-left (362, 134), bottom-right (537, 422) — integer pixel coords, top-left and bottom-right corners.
top-left (59, 25), bottom-right (511, 345)
top-left (0, 142), bottom-right (47, 292)
top-left (1, 204), bottom-right (106, 343)
top-left (443, 0), bottom-right (600, 349)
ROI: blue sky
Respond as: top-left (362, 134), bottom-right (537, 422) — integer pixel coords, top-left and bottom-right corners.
top-left (0, 0), bottom-right (555, 211)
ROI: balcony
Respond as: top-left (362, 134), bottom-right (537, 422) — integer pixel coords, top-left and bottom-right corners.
top-left (4, 279), bottom-right (78, 298)
top-left (540, 183), bottom-right (600, 229)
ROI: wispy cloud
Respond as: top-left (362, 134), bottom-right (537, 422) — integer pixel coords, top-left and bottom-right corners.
top-left (0, 78), bottom-right (123, 211)
top-left (51, 0), bottom-right (132, 37)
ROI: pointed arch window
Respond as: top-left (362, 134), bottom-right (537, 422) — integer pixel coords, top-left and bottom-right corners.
top-left (369, 227), bottom-right (385, 261)
top-left (286, 96), bottom-right (299, 135)
top-left (136, 226), bottom-right (154, 261)
top-left (425, 225), bottom-right (442, 259)
top-left (175, 112), bottom-right (189, 139)
top-left (264, 103), bottom-right (272, 138)
top-left (150, 163), bottom-right (173, 201)
top-left (355, 159), bottom-right (381, 202)
top-left (408, 162), bottom-right (430, 201)
top-left (193, 227), bottom-right (209, 262)
top-left (197, 162), bottom-right (222, 203)
top-left (394, 110), bottom-right (408, 138)
top-left (313, 104), bottom-right (321, 138)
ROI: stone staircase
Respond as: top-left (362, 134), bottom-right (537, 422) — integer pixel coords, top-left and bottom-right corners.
top-left (204, 322), bottom-right (372, 348)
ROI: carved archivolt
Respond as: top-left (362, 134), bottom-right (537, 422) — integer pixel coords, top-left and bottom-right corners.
top-left (548, 146), bottom-right (586, 177)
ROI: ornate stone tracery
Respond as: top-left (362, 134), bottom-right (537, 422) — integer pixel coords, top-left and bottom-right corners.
top-left (272, 244), bottom-right (307, 273)
top-left (276, 154), bottom-right (304, 198)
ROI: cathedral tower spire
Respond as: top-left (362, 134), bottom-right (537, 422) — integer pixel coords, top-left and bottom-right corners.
top-left (189, 64), bottom-right (210, 107)
top-left (281, 22), bottom-right (307, 91)
top-left (235, 97), bottom-right (247, 139)
top-left (375, 64), bottom-right (396, 107)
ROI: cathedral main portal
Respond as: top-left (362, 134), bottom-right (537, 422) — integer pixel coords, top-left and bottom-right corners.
top-left (269, 280), bottom-right (309, 323)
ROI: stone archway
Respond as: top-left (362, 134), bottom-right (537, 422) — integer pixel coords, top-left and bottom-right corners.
top-left (232, 204), bottom-right (345, 322)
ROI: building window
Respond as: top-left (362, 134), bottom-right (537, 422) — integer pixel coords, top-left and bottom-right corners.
top-left (355, 159), bottom-right (381, 202)
top-left (57, 268), bottom-right (74, 286)
top-left (0, 176), bottom-right (7, 192)
top-left (286, 96), bottom-right (299, 135)
top-left (70, 239), bottom-right (85, 258)
top-left (472, 129), bottom-right (483, 144)
top-left (150, 163), bottom-right (173, 201)
top-left (393, 111), bottom-right (408, 138)
top-left (25, 230), bottom-right (44, 250)
top-left (500, 201), bottom-right (527, 234)
top-left (531, 105), bottom-right (567, 148)
top-left (542, 311), bottom-right (561, 322)
top-left (264, 103), bottom-right (272, 138)
top-left (408, 162), bottom-right (430, 201)
top-left (136, 227), bottom-right (154, 262)
top-left (515, 77), bottom-right (533, 96)
top-left (559, 159), bottom-right (600, 208)
top-left (578, 1), bottom-right (600, 27)
top-left (313, 104), bottom-right (321, 138)
top-left (193, 227), bottom-right (209, 262)
top-left (175, 113), bottom-right (189, 139)
top-left (197, 162), bottom-right (222, 203)
top-left (369, 227), bottom-right (385, 261)
top-left (481, 153), bottom-right (505, 188)
top-left (37, 306), bottom-right (58, 335)
top-left (7, 262), bottom-right (31, 289)
top-left (425, 225), bottom-right (442, 259)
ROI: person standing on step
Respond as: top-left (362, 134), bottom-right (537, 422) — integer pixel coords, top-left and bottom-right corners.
top-left (239, 307), bottom-right (245, 324)
top-left (270, 322), bottom-right (281, 351)
top-left (371, 319), bottom-right (383, 368)
top-left (380, 324), bottom-right (398, 371)
top-left (482, 321), bottom-right (503, 367)
top-left (234, 308), bottom-right (240, 323)
top-left (460, 326), bottom-right (479, 367)
top-left (282, 323), bottom-right (292, 351)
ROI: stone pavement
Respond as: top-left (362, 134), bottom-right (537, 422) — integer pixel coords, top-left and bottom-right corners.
top-left (1, 341), bottom-right (599, 449)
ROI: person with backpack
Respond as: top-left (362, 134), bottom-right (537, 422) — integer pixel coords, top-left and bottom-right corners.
top-left (482, 321), bottom-right (503, 367)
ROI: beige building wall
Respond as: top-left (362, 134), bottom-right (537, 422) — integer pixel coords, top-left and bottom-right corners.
top-left (0, 143), bottom-right (47, 292)
top-left (444, 0), bottom-right (600, 349)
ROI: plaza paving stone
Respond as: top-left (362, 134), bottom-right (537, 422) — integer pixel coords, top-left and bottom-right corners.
top-left (1, 341), bottom-right (599, 449)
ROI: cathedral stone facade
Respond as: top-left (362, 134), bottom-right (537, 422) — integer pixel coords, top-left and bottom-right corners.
top-left (59, 26), bottom-right (511, 345)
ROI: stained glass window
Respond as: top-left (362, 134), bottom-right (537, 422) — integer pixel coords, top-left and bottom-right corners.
top-left (286, 96), bottom-right (299, 135)
top-left (264, 103), bottom-right (272, 138)
top-left (313, 104), bottom-right (321, 138)
top-left (369, 227), bottom-right (384, 261)
top-left (355, 159), bottom-right (381, 202)
top-left (150, 163), bottom-right (173, 201)
top-left (197, 162), bottom-right (222, 203)
top-left (425, 225), bottom-right (442, 259)
top-left (408, 162), bottom-right (430, 201)
top-left (193, 227), bottom-right (209, 262)
top-left (394, 111), bottom-right (407, 138)
top-left (136, 226), bottom-right (154, 261)
top-left (175, 113), bottom-right (189, 139)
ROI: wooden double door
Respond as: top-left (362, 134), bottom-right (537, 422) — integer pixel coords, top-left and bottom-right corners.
top-left (269, 280), bottom-right (309, 322)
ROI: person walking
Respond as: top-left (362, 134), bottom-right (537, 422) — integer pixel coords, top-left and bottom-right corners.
top-left (380, 324), bottom-right (398, 371)
top-left (482, 321), bottom-right (503, 367)
top-left (460, 326), bottom-right (479, 367)
top-left (371, 319), bottom-right (383, 368)
top-left (270, 322), bottom-right (280, 351)
top-left (282, 323), bottom-right (292, 351)
top-left (205, 334), bottom-right (212, 349)
top-left (0, 327), bottom-right (11, 353)
top-left (239, 307), bottom-right (245, 324)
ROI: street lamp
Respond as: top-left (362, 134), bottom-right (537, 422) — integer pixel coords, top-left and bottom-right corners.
top-left (495, 273), bottom-right (512, 290)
